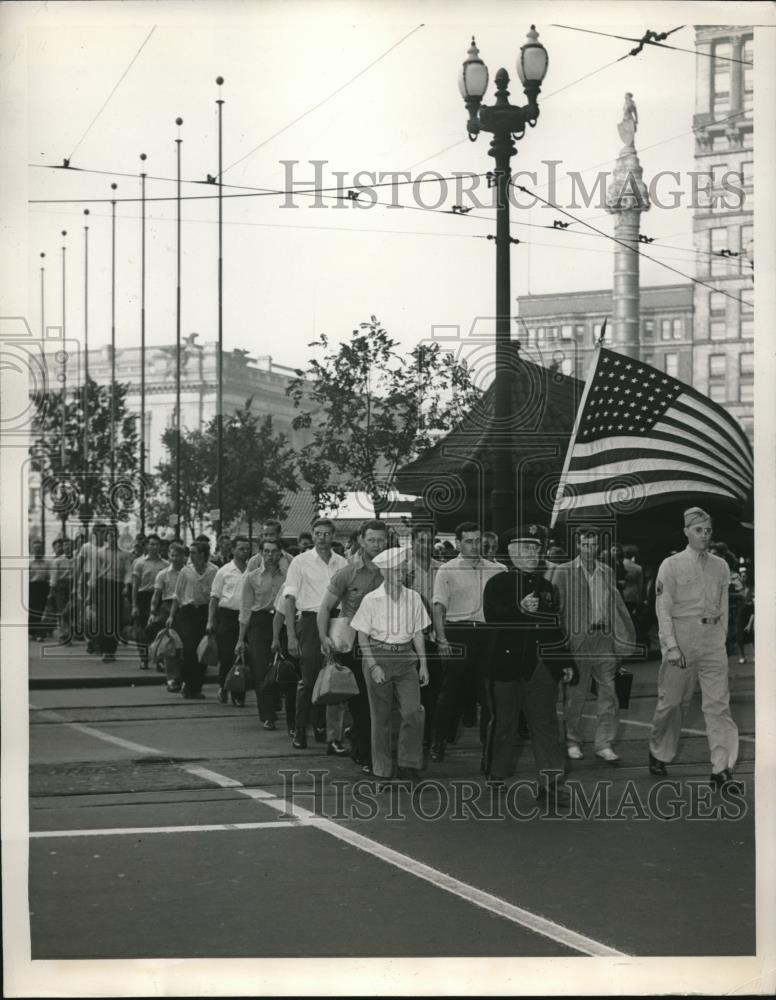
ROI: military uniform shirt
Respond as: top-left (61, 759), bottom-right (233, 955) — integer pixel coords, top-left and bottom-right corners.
top-left (655, 546), bottom-right (730, 652)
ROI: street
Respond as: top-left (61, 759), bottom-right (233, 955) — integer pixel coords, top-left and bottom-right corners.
top-left (27, 639), bottom-right (756, 960)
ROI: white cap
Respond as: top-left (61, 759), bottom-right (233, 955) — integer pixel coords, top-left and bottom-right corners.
top-left (372, 546), bottom-right (409, 570)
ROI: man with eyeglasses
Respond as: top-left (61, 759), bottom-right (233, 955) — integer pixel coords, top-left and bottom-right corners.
top-left (648, 507), bottom-right (739, 790)
top-left (283, 518), bottom-right (348, 750)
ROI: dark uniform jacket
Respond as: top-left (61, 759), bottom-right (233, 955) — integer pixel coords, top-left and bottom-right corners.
top-left (483, 568), bottom-right (576, 684)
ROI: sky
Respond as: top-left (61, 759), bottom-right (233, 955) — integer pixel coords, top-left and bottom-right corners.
top-left (7, 0), bottom-right (767, 381)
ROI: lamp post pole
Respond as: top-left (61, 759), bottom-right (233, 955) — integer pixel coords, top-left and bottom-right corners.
top-left (39, 252), bottom-right (46, 549)
top-left (175, 118), bottom-right (183, 540)
top-left (458, 28), bottom-right (548, 542)
top-left (215, 77), bottom-right (225, 537)
top-left (139, 153), bottom-right (147, 535)
top-left (110, 183), bottom-right (118, 533)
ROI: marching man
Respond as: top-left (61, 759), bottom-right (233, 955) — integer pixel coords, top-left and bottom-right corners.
top-left (648, 507), bottom-right (739, 788)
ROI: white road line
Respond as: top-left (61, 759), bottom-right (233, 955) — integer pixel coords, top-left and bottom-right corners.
top-left (581, 712), bottom-right (755, 744)
top-left (30, 821), bottom-right (298, 838)
top-left (32, 712), bottom-right (629, 957)
top-left (181, 765), bottom-right (243, 787)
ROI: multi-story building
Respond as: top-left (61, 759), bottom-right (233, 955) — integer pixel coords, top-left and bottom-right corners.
top-left (515, 25), bottom-right (754, 443)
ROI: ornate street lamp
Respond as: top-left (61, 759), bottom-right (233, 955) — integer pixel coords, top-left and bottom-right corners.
top-left (458, 27), bottom-right (548, 540)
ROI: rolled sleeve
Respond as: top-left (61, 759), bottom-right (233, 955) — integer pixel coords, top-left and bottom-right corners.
top-left (283, 559), bottom-right (301, 599)
top-left (327, 566), bottom-right (350, 602)
top-left (432, 568), bottom-right (450, 608)
top-left (239, 573), bottom-right (255, 627)
top-left (412, 592), bottom-right (431, 634)
top-left (211, 566), bottom-right (226, 601)
top-left (350, 599), bottom-right (372, 636)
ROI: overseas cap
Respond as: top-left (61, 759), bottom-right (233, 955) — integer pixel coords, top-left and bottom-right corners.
top-left (372, 546), bottom-right (410, 570)
top-left (684, 506), bottom-right (711, 528)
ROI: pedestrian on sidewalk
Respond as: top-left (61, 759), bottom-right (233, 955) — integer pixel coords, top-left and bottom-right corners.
top-left (351, 545), bottom-right (430, 786)
top-left (648, 507), bottom-right (739, 789)
top-left (283, 518), bottom-right (348, 750)
top-left (405, 524), bottom-right (442, 754)
top-left (318, 518), bottom-right (388, 771)
top-left (236, 538), bottom-right (287, 727)
top-left (149, 541), bottom-right (186, 687)
top-left (167, 540), bottom-right (217, 699)
top-left (552, 524), bottom-right (637, 764)
top-left (210, 535), bottom-right (250, 705)
top-left (92, 528), bottom-right (125, 663)
top-left (245, 519), bottom-right (293, 574)
top-left (28, 539), bottom-right (51, 641)
top-left (131, 533), bottom-right (168, 669)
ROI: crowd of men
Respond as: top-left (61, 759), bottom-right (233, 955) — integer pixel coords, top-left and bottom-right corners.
top-left (28, 508), bottom-right (754, 797)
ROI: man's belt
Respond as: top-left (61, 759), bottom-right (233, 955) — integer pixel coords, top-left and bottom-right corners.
top-left (447, 620), bottom-right (485, 628)
top-left (588, 623), bottom-right (609, 633)
top-left (300, 610), bottom-right (318, 617)
top-left (370, 639), bottom-right (413, 652)
top-left (700, 616), bottom-right (722, 625)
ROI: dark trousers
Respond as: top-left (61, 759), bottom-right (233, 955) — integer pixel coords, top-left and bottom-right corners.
top-left (482, 661), bottom-right (565, 787)
top-left (215, 607), bottom-right (240, 687)
top-left (95, 578), bottom-right (123, 654)
top-left (419, 638), bottom-right (441, 747)
top-left (294, 612), bottom-right (326, 737)
top-left (29, 581), bottom-right (50, 638)
top-left (432, 625), bottom-right (488, 745)
top-left (339, 643), bottom-right (371, 761)
top-left (247, 610), bottom-right (279, 721)
top-left (136, 590), bottom-right (153, 661)
top-left (174, 604), bottom-right (208, 693)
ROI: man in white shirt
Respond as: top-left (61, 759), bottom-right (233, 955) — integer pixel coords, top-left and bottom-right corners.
top-left (284, 518), bottom-right (347, 749)
top-left (209, 535), bottom-right (251, 706)
top-left (167, 540), bottom-right (218, 699)
top-left (352, 546), bottom-right (429, 785)
top-left (131, 533), bottom-right (169, 669)
top-left (552, 525), bottom-right (637, 763)
top-left (429, 522), bottom-right (506, 763)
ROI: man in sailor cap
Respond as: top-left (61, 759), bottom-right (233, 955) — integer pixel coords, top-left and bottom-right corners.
top-left (648, 507), bottom-right (739, 789)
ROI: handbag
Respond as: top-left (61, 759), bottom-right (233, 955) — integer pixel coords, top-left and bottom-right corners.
top-left (312, 655), bottom-right (359, 704)
top-left (328, 616), bottom-right (356, 654)
top-left (225, 652), bottom-right (252, 695)
top-left (197, 633), bottom-right (220, 666)
top-left (261, 652), bottom-right (299, 690)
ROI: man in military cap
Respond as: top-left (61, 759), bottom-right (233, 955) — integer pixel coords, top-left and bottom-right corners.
top-left (552, 524), bottom-right (637, 764)
top-left (482, 524), bottom-right (577, 805)
top-left (648, 507), bottom-right (739, 788)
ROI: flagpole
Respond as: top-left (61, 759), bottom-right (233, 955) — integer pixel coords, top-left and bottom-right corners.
top-left (139, 152), bottom-right (147, 535)
top-left (175, 118), bottom-right (183, 540)
top-left (215, 76), bottom-right (224, 536)
top-left (549, 327), bottom-right (607, 530)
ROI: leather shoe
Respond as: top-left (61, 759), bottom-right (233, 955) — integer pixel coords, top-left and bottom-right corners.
top-left (710, 768), bottom-right (737, 790)
top-left (429, 742), bottom-right (445, 763)
top-left (262, 720), bottom-right (276, 731)
top-left (327, 740), bottom-right (349, 757)
top-left (649, 752), bottom-right (668, 777)
top-left (292, 734), bottom-right (307, 749)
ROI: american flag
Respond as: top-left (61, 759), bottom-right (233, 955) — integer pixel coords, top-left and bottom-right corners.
top-left (550, 347), bottom-right (753, 525)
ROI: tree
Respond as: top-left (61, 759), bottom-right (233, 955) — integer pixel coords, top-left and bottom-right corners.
top-left (150, 399), bottom-right (299, 540)
top-left (287, 316), bottom-right (481, 511)
top-left (30, 378), bottom-right (139, 533)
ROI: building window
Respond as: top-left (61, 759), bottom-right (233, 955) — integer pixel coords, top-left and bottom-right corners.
top-left (710, 227), bottom-right (728, 275)
top-left (709, 354), bottom-right (726, 378)
top-left (643, 319), bottom-right (654, 338)
top-left (741, 318), bottom-right (753, 339)
top-left (710, 321), bottom-right (727, 341)
top-left (526, 328), bottom-right (536, 343)
top-left (712, 42), bottom-right (731, 113)
top-left (536, 327), bottom-right (545, 341)
top-left (741, 288), bottom-right (753, 315)
top-left (665, 353), bottom-right (679, 378)
top-left (709, 292), bottom-right (726, 317)
top-left (740, 352), bottom-right (754, 375)
top-left (661, 319), bottom-right (672, 341)
top-left (547, 326), bottom-right (558, 339)
top-left (739, 382), bottom-right (753, 404)
top-left (560, 324), bottom-right (573, 340)
top-left (561, 358), bottom-right (573, 376)
top-left (743, 37), bottom-right (753, 109)
top-left (573, 323), bottom-right (585, 338)
top-left (672, 318), bottom-right (683, 340)
top-left (711, 163), bottom-right (728, 189)
top-left (709, 383), bottom-right (727, 404)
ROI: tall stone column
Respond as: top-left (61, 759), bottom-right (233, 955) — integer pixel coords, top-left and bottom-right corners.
top-left (605, 93), bottom-right (650, 360)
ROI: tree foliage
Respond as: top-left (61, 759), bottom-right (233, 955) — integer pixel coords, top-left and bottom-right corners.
top-left (287, 316), bottom-right (481, 510)
top-left (30, 378), bottom-right (139, 530)
top-left (150, 398), bottom-right (299, 539)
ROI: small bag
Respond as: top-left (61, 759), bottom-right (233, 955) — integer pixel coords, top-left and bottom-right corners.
top-left (225, 652), bottom-right (251, 695)
top-left (312, 655), bottom-right (359, 704)
top-left (149, 627), bottom-right (182, 668)
top-left (262, 652), bottom-right (299, 690)
top-left (197, 633), bottom-right (220, 666)
top-left (328, 616), bottom-right (356, 654)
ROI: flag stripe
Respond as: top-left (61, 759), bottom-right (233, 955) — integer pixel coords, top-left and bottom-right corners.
top-left (682, 381), bottom-right (754, 458)
top-left (561, 465), bottom-right (743, 501)
top-left (568, 430), bottom-right (745, 485)
top-left (567, 452), bottom-right (744, 496)
top-left (657, 410), bottom-right (752, 481)
top-left (556, 478), bottom-right (744, 514)
top-left (670, 398), bottom-right (753, 473)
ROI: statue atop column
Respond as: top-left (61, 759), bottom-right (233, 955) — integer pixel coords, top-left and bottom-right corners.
top-left (617, 92), bottom-right (638, 147)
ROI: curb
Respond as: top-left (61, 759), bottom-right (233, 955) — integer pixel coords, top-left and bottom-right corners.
top-left (30, 673), bottom-right (172, 690)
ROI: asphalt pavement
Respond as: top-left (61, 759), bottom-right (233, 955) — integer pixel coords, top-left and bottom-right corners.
top-left (26, 636), bottom-right (756, 961)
